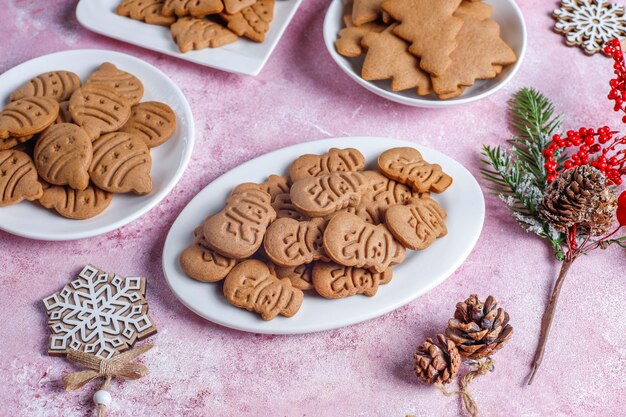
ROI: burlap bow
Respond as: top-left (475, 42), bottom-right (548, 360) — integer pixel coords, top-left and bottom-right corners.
top-left (63, 344), bottom-right (153, 391)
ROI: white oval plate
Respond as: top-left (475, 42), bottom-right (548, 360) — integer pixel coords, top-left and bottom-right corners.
top-left (323, 0), bottom-right (527, 108)
top-left (76, 0), bottom-right (303, 76)
top-left (0, 49), bottom-right (194, 241)
top-left (163, 137), bottom-right (485, 334)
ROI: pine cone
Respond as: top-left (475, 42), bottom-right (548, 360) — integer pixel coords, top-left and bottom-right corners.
top-left (446, 294), bottom-right (513, 360)
top-left (540, 165), bottom-right (617, 236)
top-left (414, 333), bottom-right (461, 385)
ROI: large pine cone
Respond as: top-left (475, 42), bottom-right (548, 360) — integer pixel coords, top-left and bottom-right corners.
top-left (414, 333), bottom-right (461, 385)
top-left (540, 165), bottom-right (617, 236)
top-left (446, 294), bottom-right (513, 359)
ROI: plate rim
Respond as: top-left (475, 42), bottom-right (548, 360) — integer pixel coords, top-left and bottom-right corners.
top-left (75, 0), bottom-right (304, 76)
top-left (0, 48), bottom-right (195, 241)
top-left (322, 0), bottom-right (528, 108)
top-left (162, 136), bottom-right (485, 334)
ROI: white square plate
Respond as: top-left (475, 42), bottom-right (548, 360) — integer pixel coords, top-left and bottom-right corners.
top-left (76, 0), bottom-right (303, 76)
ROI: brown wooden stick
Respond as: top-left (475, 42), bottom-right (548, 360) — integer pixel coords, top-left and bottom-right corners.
top-left (527, 258), bottom-right (574, 384)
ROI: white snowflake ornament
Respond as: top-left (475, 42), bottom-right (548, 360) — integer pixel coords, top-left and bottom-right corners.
top-left (44, 265), bottom-right (157, 359)
top-left (553, 0), bottom-right (626, 55)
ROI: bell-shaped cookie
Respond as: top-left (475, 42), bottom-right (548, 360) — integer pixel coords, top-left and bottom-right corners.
top-left (86, 62), bottom-right (144, 105)
top-left (34, 123), bottom-right (93, 191)
top-left (0, 97), bottom-right (59, 139)
top-left (0, 150), bottom-right (43, 206)
top-left (69, 84), bottom-right (132, 140)
top-left (119, 101), bottom-right (176, 148)
top-left (39, 183), bottom-right (112, 219)
top-left (10, 71), bottom-right (81, 102)
top-left (89, 131), bottom-right (152, 195)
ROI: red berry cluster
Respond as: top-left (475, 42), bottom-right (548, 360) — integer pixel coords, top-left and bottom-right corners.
top-left (542, 38), bottom-right (626, 186)
top-left (544, 127), bottom-right (624, 185)
top-left (605, 39), bottom-right (626, 120)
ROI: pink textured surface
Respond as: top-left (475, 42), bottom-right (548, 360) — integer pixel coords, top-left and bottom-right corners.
top-left (0, 0), bottom-right (625, 416)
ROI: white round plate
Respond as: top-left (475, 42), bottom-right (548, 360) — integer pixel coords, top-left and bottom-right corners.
top-left (163, 137), bottom-right (485, 334)
top-left (0, 49), bottom-right (194, 241)
top-left (323, 0), bottom-right (527, 108)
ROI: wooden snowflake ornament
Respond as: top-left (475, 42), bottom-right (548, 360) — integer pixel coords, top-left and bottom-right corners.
top-left (553, 0), bottom-right (626, 55)
top-left (44, 265), bottom-right (156, 359)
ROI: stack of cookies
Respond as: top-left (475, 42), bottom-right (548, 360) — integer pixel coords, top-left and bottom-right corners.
top-left (116, 0), bottom-right (276, 53)
top-left (335, 0), bottom-right (517, 99)
top-left (180, 147), bottom-right (452, 321)
top-left (0, 63), bottom-right (176, 219)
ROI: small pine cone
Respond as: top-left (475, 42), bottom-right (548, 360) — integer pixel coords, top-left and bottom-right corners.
top-left (540, 165), bottom-right (617, 236)
top-left (446, 294), bottom-right (513, 360)
top-left (414, 333), bottom-right (461, 385)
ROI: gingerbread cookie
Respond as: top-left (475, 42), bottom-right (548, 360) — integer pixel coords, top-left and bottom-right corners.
top-left (119, 101), bottom-right (177, 148)
top-left (39, 183), bottom-right (113, 219)
top-left (455, 0), bottom-right (493, 20)
top-left (264, 217), bottom-right (327, 267)
top-left (69, 84), bottom-right (132, 140)
top-left (116, 0), bottom-right (178, 26)
top-left (223, 260), bottom-right (304, 320)
top-left (323, 212), bottom-right (405, 273)
top-left (259, 174), bottom-right (291, 202)
top-left (381, 0), bottom-right (463, 75)
top-left (342, 171), bottom-right (419, 223)
top-left (289, 148), bottom-right (366, 182)
top-left (202, 187), bottom-right (276, 259)
top-left (89, 131), bottom-right (152, 194)
top-left (361, 24), bottom-right (432, 94)
top-left (162, 0), bottom-right (223, 17)
top-left (352, 0), bottom-right (385, 26)
top-left (180, 227), bottom-right (237, 283)
top-left (437, 86), bottom-right (467, 100)
top-left (312, 262), bottom-right (392, 298)
top-left (431, 16), bottom-right (517, 96)
top-left (0, 97), bottom-right (59, 139)
top-left (385, 197), bottom-right (447, 250)
top-left (55, 101), bottom-right (73, 124)
top-left (0, 135), bottom-right (34, 151)
top-left (223, 0), bottom-right (257, 15)
top-left (274, 264), bottom-right (313, 291)
top-left (363, 170), bottom-right (415, 205)
top-left (0, 150), bottom-right (43, 206)
top-left (272, 192), bottom-right (309, 221)
top-left (336, 199), bottom-right (383, 224)
top-left (86, 62), bottom-right (144, 105)
top-left (378, 147), bottom-right (452, 193)
top-left (10, 71), bottom-right (81, 103)
top-left (335, 20), bottom-right (386, 57)
top-left (34, 123), bottom-right (93, 190)
top-left (221, 0), bottom-right (275, 43)
top-left (170, 17), bottom-right (238, 52)
top-left (290, 171), bottom-right (368, 217)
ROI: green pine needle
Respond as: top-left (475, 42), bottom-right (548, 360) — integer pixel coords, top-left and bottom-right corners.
top-left (480, 87), bottom-right (566, 259)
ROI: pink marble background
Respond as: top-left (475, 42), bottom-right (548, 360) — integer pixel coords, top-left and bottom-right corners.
top-left (1, 0), bottom-right (625, 416)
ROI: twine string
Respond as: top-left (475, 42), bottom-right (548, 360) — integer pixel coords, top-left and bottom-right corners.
top-left (436, 358), bottom-right (494, 417)
top-left (62, 344), bottom-right (153, 417)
